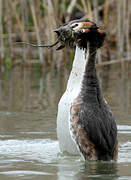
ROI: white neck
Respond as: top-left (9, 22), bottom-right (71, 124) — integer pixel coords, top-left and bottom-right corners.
top-left (57, 45), bottom-right (89, 154)
top-left (66, 45), bottom-right (89, 91)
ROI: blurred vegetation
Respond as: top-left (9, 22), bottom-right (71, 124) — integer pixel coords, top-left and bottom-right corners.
top-left (0, 0), bottom-right (131, 71)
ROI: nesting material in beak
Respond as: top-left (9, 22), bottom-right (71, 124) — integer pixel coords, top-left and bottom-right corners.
top-left (15, 19), bottom-right (106, 50)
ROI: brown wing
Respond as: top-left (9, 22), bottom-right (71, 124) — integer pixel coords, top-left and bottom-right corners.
top-left (70, 97), bottom-right (98, 161)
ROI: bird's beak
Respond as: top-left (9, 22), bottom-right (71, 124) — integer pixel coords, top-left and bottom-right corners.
top-left (54, 25), bottom-right (72, 36)
top-left (54, 28), bottom-right (61, 35)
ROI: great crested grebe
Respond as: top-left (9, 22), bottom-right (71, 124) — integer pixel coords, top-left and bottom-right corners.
top-left (17, 19), bottom-right (118, 161)
top-left (56, 19), bottom-right (118, 161)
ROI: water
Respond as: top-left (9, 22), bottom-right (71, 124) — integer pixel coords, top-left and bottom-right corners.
top-left (0, 62), bottom-right (131, 180)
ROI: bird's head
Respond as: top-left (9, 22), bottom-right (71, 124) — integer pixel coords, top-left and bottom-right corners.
top-left (54, 19), bottom-right (106, 50)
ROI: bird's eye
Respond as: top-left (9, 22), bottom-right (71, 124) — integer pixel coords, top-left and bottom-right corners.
top-left (74, 24), bottom-right (78, 26)
top-left (71, 23), bottom-right (79, 28)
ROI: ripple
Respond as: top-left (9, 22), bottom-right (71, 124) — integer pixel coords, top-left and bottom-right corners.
top-left (118, 125), bottom-right (131, 134)
top-left (0, 135), bottom-right (131, 165)
top-left (118, 177), bottom-right (131, 180)
top-left (0, 139), bottom-right (59, 163)
top-left (20, 131), bottom-right (53, 135)
top-left (0, 135), bottom-right (13, 138)
top-left (118, 125), bottom-right (131, 131)
top-left (0, 170), bottom-right (53, 176)
top-left (118, 141), bottom-right (131, 163)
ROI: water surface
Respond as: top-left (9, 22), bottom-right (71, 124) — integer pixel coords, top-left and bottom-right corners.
top-left (0, 62), bottom-right (131, 180)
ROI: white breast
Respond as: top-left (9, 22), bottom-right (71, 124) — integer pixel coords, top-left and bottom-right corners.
top-left (57, 46), bottom-right (88, 154)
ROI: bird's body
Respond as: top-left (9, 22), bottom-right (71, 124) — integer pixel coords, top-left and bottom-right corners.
top-left (17, 18), bottom-right (118, 160)
top-left (57, 46), bottom-right (88, 154)
top-left (56, 19), bottom-right (118, 161)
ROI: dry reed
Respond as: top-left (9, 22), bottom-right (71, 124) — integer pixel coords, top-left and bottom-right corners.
top-left (0, 0), bottom-right (130, 70)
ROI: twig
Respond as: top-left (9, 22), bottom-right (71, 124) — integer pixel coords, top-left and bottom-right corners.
top-left (9, 0), bottom-right (27, 41)
top-left (0, 0), bottom-right (4, 59)
top-left (29, 0), bottom-right (44, 65)
top-left (14, 38), bottom-right (59, 48)
top-left (93, 0), bottom-right (98, 22)
top-left (66, 0), bottom-right (77, 22)
top-left (125, 0), bottom-right (130, 58)
top-left (97, 57), bottom-right (131, 67)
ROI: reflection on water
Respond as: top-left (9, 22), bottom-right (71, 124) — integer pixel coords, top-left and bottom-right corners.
top-left (0, 62), bottom-right (131, 180)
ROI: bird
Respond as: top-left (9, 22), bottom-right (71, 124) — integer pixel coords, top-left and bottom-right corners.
top-left (56, 19), bottom-right (118, 161)
top-left (16, 19), bottom-right (118, 161)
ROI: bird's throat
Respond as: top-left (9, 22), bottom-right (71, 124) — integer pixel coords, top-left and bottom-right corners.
top-left (66, 46), bottom-right (89, 92)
